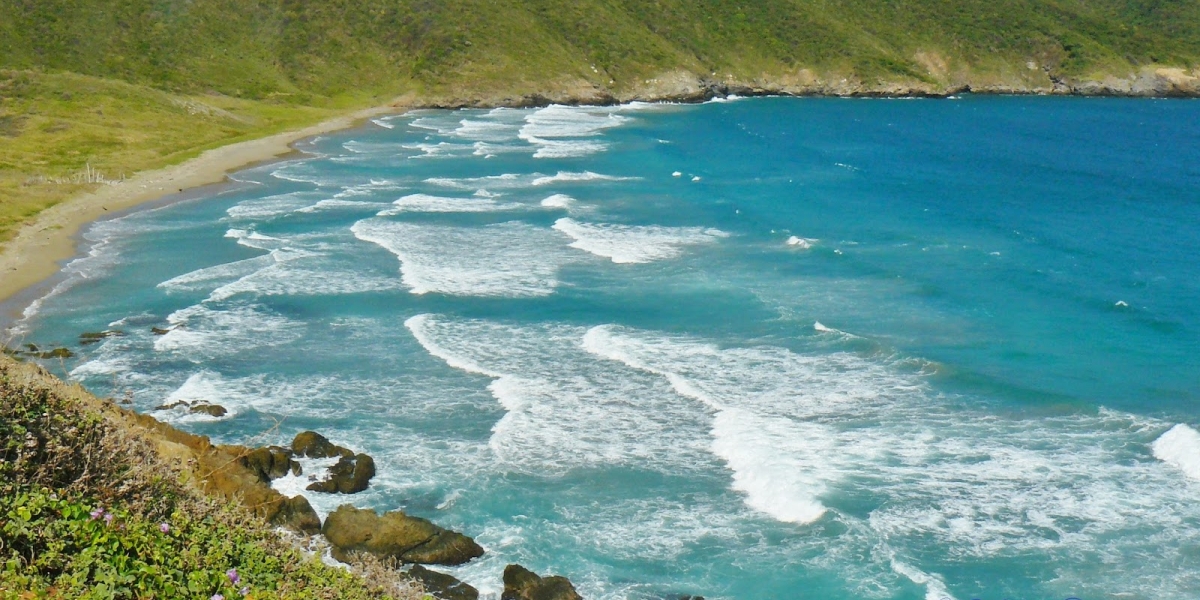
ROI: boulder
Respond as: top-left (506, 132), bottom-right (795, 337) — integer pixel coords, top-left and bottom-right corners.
top-left (151, 327), bottom-right (172, 335)
top-left (243, 446), bottom-right (301, 482)
top-left (189, 403), bottom-right (228, 417)
top-left (292, 431), bottom-right (353, 458)
top-left (306, 452), bottom-right (374, 494)
top-left (407, 565), bottom-right (479, 600)
top-left (271, 494), bottom-right (321, 535)
top-left (322, 505), bottom-right (484, 566)
top-left (79, 330), bottom-right (123, 345)
top-left (501, 564), bottom-right (582, 600)
top-left (37, 347), bottom-right (74, 359)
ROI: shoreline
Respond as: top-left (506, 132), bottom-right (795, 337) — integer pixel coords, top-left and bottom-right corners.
top-left (3, 78), bottom-right (1198, 319)
top-left (0, 101), bottom-right (408, 316)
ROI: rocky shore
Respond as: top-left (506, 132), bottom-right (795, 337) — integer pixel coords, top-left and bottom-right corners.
top-left (409, 66), bottom-right (1200, 110)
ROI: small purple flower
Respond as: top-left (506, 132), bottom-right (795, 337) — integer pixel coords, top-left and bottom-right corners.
top-left (159, 522), bottom-right (170, 533)
top-left (226, 568), bottom-right (240, 584)
top-left (239, 587), bottom-right (249, 597)
top-left (89, 507), bottom-right (105, 520)
top-left (211, 595), bottom-right (224, 600)
top-left (103, 513), bottom-right (114, 526)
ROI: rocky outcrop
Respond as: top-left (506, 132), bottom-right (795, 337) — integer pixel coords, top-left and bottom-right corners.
top-left (321, 505), bottom-right (484, 566)
top-left (290, 431), bottom-right (375, 493)
top-left (305, 452), bottom-right (375, 494)
top-left (407, 565), bottom-right (480, 600)
top-left (292, 430), bottom-right (353, 459)
top-left (242, 446), bottom-right (302, 482)
top-left (501, 564), bottom-right (583, 600)
top-left (79, 330), bottom-right (123, 345)
top-left (121, 410), bottom-right (320, 535)
top-left (152, 399), bottom-right (229, 418)
top-left (189, 403), bottom-right (227, 417)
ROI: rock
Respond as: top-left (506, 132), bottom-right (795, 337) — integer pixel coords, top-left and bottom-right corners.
top-left (501, 564), bottom-right (582, 600)
top-left (322, 505), bottom-right (484, 566)
top-left (151, 327), bottom-right (172, 335)
top-left (292, 430), bottom-right (352, 458)
top-left (305, 452), bottom-right (374, 494)
top-left (79, 330), bottom-right (123, 345)
top-left (243, 446), bottom-right (301, 482)
top-left (37, 347), bottom-right (74, 359)
top-left (189, 403), bottom-right (227, 417)
top-left (271, 494), bottom-right (321, 535)
top-left (407, 565), bottom-right (479, 600)
top-left (154, 400), bottom-right (188, 411)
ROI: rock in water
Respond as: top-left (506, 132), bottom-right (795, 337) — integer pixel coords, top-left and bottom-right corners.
top-left (501, 564), bottom-right (583, 600)
top-left (322, 505), bottom-right (484, 566)
top-left (243, 446), bottom-right (301, 482)
top-left (273, 494), bottom-right (321, 535)
top-left (407, 565), bottom-right (480, 600)
top-left (305, 452), bottom-right (375, 493)
top-left (291, 430), bottom-right (352, 458)
top-left (188, 403), bottom-right (228, 417)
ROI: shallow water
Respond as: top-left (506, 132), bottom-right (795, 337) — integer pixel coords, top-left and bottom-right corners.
top-left (11, 96), bottom-right (1200, 600)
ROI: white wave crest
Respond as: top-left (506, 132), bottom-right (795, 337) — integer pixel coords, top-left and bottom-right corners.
top-left (553, 218), bottom-right (728, 264)
top-left (1153, 423), bottom-right (1200, 481)
top-left (351, 219), bottom-right (570, 297)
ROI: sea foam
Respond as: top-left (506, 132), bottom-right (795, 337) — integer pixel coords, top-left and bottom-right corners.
top-left (553, 218), bottom-right (728, 264)
top-left (1153, 423), bottom-right (1200, 481)
top-left (352, 219), bottom-right (570, 297)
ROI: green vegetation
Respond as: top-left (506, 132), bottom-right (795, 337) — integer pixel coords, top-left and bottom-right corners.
top-left (2, 0), bottom-right (1199, 243)
top-left (0, 356), bottom-right (425, 599)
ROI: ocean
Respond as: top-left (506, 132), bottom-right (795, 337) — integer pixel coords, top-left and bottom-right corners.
top-left (9, 96), bottom-right (1200, 600)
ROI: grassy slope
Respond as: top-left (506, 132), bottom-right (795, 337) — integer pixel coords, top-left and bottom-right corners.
top-left (0, 354), bottom-right (425, 599)
top-left (2, 1), bottom-right (1199, 242)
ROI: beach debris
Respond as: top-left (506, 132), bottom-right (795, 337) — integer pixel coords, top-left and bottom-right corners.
top-left (322, 505), bottom-right (484, 566)
top-left (501, 564), bottom-right (583, 600)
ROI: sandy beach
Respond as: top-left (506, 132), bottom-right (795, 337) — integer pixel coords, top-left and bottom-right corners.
top-left (0, 101), bottom-right (408, 310)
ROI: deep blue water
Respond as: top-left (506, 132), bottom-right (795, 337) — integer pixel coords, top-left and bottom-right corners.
top-left (10, 96), bottom-right (1200, 600)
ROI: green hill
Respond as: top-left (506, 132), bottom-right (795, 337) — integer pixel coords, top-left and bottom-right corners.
top-left (1, 0), bottom-right (1199, 243)
top-left (4, 0), bottom-right (1200, 98)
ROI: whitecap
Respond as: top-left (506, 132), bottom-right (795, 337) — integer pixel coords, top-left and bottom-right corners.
top-left (787, 236), bottom-right (818, 249)
top-left (352, 220), bottom-right (571, 297)
top-left (377, 194), bottom-right (523, 215)
top-left (1153, 424), bottom-right (1200, 481)
top-left (552, 218), bottom-right (728, 264)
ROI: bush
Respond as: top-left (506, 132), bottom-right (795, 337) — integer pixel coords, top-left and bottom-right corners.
top-left (0, 357), bottom-right (425, 599)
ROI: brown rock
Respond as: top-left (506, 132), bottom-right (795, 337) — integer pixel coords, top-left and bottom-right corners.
top-left (501, 564), bottom-right (582, 600)
top-left (306, 452), bottom-right (374, 494)
top-left (291, 430), bottom-right (352, 458)
top-left (189, 403), bottom-right (227, 417)
top-left (407, 565), bottom-right (480, 600)
top-left (322, 505), bottom-right (484, 566)
top-left (271, 494), bottom-right (321, 535)
top-left (243, 446), bottom-right (301, 482)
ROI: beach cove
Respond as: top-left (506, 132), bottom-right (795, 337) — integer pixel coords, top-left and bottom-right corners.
top-left (6, 96), bottom-right (1200, 599)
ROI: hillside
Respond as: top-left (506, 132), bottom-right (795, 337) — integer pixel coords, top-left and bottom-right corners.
top-left (0, 353), bottom-right (427, 598)
top-left (2, 0), bottom-right (1200, 244)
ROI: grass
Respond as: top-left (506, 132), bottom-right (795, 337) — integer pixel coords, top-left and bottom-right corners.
top-left (0, 354), bottom-right (426, 599)
top-left (1, 1), bottom-right (1198, 244)
top-left (0, 70), bottom-right (393, 244)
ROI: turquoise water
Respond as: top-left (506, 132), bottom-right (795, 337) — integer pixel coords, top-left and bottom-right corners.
top-left (10, 97), bottom-right (1200, 600)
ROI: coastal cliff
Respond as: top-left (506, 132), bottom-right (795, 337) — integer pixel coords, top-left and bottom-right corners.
top-left (0, 353), bottom-right (430, 598)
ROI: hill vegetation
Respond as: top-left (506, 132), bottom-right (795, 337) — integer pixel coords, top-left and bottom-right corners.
top-left (2, 0), bottom-right (1200, 242)
top-left (0, 353), bottom-right (426, 599)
